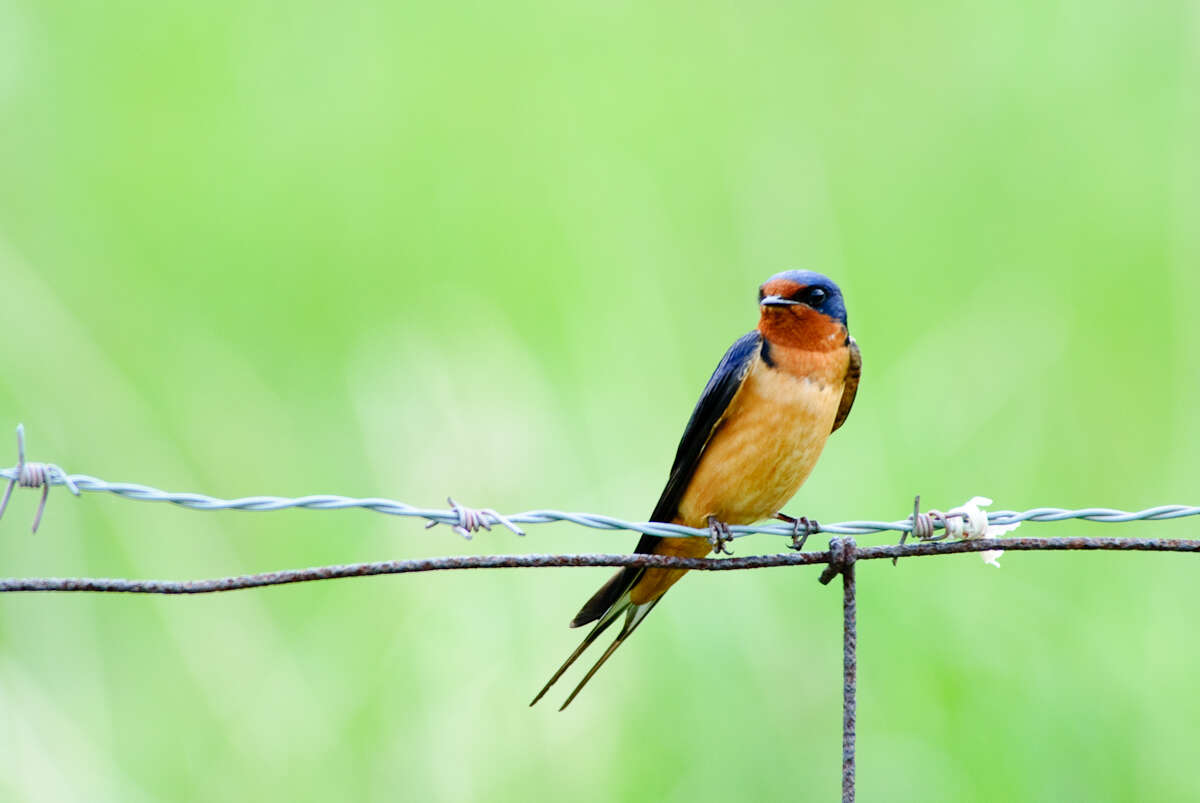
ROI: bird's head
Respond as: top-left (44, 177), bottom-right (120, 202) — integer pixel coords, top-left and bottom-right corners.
top-left (756, 270), bottom-right (848, 350)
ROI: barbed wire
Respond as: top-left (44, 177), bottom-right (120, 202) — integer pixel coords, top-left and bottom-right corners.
top-left (2, 426), bottom-right (1197, 539)
top-left (3, 423), bottom-right (1198, 802)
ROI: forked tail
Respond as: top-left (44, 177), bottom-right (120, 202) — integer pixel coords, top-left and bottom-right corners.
top-left (530, 595), bottom-right (659, 710)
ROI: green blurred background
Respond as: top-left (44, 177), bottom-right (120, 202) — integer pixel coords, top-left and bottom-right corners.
top-left (0, 0), bottom-right (1197, 800)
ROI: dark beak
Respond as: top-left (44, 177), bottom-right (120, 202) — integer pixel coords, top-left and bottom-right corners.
top-left (760, 294), bottom-right (800, 308)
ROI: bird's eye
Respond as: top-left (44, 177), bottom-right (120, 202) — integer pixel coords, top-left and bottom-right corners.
top-left (803, 287), bottom-right (827, 306)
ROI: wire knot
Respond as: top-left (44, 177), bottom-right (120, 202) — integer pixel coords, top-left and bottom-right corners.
top-left (893, 496), bottom-right (955, 565)
top-left (0, 425), bottom-right (80, 533)
top-left (424, 497), bottom-right (526, 539)
top-left (911, 508), bottom-right (958, 541)
top-left (905, 496), bottom-right (968, 544)
top-left (819, 536), bottom-right (857, 585)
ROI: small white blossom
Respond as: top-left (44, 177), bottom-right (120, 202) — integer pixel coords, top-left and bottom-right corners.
top-left (947, 496), bottom-right (1020, 567)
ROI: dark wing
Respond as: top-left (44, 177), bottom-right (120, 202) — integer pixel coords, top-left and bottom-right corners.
top-left (647, 330), bottom-right (763, 523)
top-left (570, 331), bottom-right (761, 627)
top-left (831, 336), bottom-right (861, 433)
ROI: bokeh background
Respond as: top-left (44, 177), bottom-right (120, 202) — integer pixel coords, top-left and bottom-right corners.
top-left (0, 1), bottom-right (1197, 800)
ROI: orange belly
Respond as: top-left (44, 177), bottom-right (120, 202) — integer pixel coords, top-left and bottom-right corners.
top-left (629, 350), bottom-right (847, 605)
top-left (676, 354), bottom-right (845, 527)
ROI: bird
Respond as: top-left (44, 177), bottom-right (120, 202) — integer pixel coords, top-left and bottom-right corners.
top-left (530, 269), bottom-right (861, 710)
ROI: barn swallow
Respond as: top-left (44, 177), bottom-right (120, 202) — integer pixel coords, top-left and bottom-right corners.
top-left (530, 270), bottom-right (861, 710)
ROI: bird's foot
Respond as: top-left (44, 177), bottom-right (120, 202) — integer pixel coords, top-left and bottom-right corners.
top-left (776, 512), bottom-right (821, 551)
top-left (706, 515), bottom-right (734, 555)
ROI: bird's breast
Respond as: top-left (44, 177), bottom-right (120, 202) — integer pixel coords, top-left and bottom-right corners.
top-left (675, 348), bottom-right (847, 527)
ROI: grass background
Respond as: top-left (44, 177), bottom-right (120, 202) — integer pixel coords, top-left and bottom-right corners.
top-left (0, 0), bottom-right (1197, 800)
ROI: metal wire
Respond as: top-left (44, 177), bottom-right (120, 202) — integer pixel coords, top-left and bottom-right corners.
top-left (3, 424), bottom-right (1199, 802)
top-left (1, 535), bottom-right (1196, 594)
top-left (0, 425), bottom-right (79, 533)
top-left (818, 538), bottom-right (857, 803)
top-left (1, 458), bottom-right (1196, 540)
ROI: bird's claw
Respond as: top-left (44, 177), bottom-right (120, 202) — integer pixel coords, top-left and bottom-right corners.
top-left (777, 512), bottom-right (820, 551)
top-left (706, 516), bottom-right (734, 555)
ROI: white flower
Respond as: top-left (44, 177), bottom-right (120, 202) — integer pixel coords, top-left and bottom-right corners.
top-left (946, 496), bottom-right (1019, 567)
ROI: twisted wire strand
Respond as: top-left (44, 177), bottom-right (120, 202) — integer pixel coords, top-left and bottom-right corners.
top-left (1, 425), bottom-right (1197, 538)
top-left (7, 463), bottom-right (1200, 532)
top-left (2, 464), bottom-right (1197, 538)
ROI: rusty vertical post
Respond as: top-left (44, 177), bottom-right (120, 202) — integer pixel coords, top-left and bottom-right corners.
top-left (820, 536), bottom-right (857, 802)
top-left (841, 539), bottom-right (856, 802)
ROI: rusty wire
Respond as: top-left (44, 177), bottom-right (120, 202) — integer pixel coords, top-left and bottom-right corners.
top-left (3, 421), bottom-right (1200, 801)
top-left (3, 536), bottom-right (1195, 803)
top-left (1, 535), bottom-right (1196, 594)
top-left (11, 533), bottom-right (1196, 802)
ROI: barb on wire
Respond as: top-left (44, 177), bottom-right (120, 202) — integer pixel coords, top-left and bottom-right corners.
top-left (2, 426), bottom-right (1197, 540)
top-left (3, 424), bottom-right (1196, 803)
top-left (894, 495), bottom-right (964, 564)
top-left (425, 497), bottom-right (526, 539)
top-left (0, 425), bottom-right (80, 533)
